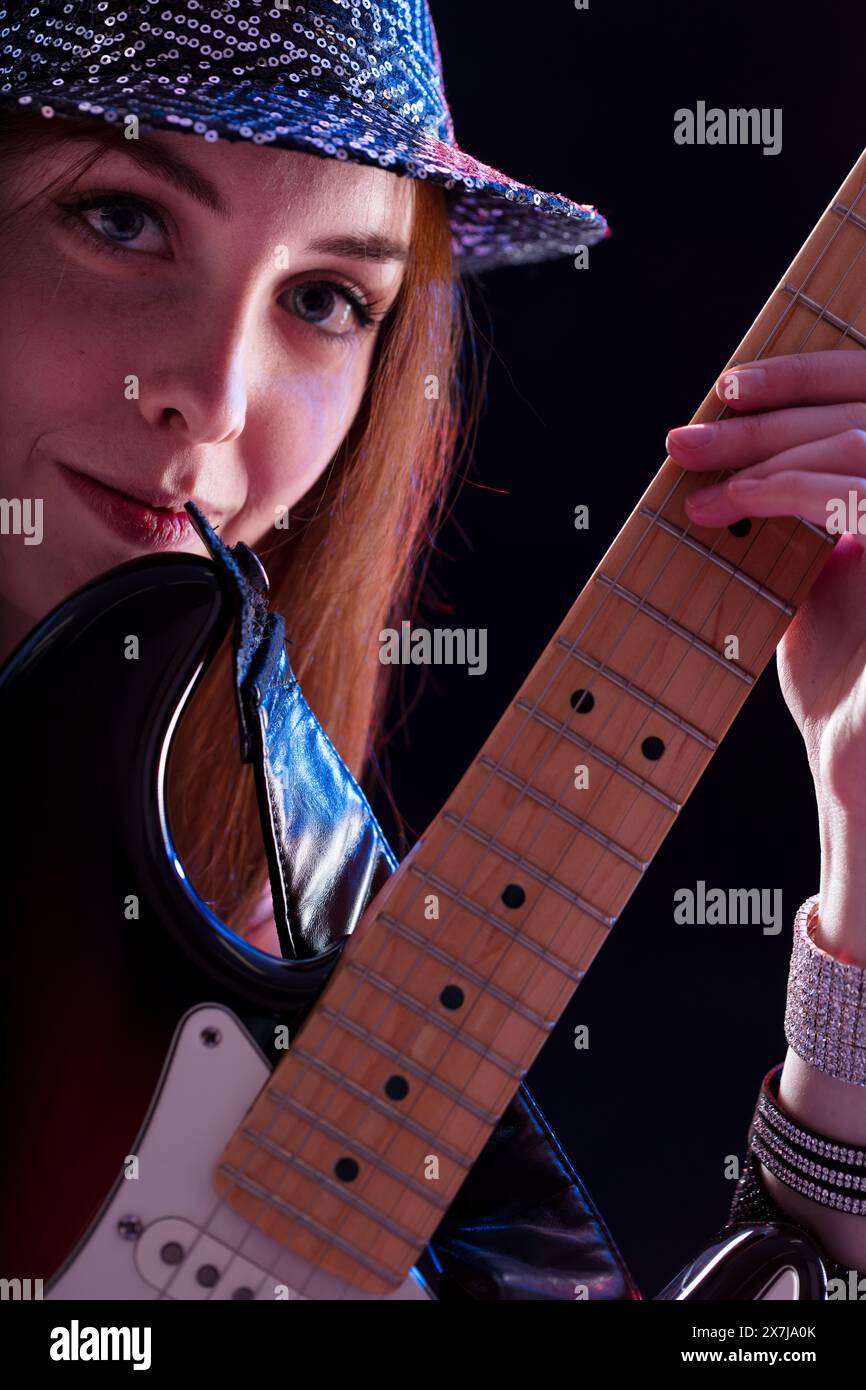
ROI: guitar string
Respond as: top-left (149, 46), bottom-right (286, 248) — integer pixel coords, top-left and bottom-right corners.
top-left (157, 172), bottom-right (864, 1300)
top-left (220, 183), bottom-right (866, 1302)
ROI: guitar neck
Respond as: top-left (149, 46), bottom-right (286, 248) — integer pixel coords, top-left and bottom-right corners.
top-left (217, 147), bottom-right (866, 1293)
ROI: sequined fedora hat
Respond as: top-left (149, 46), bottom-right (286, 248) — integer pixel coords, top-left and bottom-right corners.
top-left (0, 0), bottom-right (609, 273)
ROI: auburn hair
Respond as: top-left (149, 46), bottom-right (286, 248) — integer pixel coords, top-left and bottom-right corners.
top-left (0, 109), bottom-right (486, 938)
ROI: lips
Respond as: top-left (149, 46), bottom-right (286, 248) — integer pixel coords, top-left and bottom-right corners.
top-left (58, 463), bottom-right (203, 549)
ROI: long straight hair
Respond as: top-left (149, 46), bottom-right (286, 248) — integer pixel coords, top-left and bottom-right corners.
top-left (0, 110), bottom-right (486, 937)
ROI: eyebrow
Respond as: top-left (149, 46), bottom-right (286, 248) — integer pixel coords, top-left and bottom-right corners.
top-left (112, 136), bottom-right (233, 217)
top-left (305, 231), bottom-right (409, 264)
top-left (93, 137), bottom-right (410, 262)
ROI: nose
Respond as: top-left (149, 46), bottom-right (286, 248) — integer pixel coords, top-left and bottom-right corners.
top-left (135, 306), bottom-right (250, 445)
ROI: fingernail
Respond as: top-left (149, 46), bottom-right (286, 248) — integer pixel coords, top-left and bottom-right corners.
top-left (667, 423), bottom-right (719, 451)
top-left (716, 367), bottom-right (766, 401)
top-left (686, 482), bottom-right (725, 508)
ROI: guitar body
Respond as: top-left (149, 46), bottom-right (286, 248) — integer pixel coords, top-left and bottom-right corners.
top-left (45, 1003), bottom-right (428, 1301)
top-left (0, 555), bottom-right (428, 1298)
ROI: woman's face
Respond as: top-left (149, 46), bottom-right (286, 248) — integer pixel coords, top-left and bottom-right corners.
top-left (0, 127), bottom-right (414, 652)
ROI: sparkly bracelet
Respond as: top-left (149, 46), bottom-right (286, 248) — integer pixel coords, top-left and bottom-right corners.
top-left (748, 1063), bottom-right (866, 1215)
top-left (784, 895), bottom-right (866, 1087)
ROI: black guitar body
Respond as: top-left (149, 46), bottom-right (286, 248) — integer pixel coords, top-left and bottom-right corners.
top-left (0, 555), bottom-right (341, 1286)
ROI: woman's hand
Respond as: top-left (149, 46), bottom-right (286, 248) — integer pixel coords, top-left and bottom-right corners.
top-left (668, 352), bottom-right (866, 1271)
top-left (666, 349), bottom-right (866, 965)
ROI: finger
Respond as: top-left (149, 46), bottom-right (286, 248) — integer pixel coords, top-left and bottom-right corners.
top-left (684, 468), bottom-right (866, 534)
top-left (667, 403), bottom-right (866, 472)
top-left (684, 427), bottom-right (866, 492)
top-left (713, 350), bottom-right (866, 411)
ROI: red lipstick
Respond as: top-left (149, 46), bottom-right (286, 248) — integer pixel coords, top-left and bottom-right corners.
top-left (58, 464), bottom-right (198, 548)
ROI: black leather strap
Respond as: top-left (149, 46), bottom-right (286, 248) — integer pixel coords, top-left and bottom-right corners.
top-left (187, 501), bottom-right (395, 960)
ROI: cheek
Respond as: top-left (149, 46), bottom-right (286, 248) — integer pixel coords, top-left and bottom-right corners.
top-left (0, 240), bottom-right (129, 474)
top-left (242, 337), bottom-right (376, 522)
top-left (290, 347), bottom-right (371, 456)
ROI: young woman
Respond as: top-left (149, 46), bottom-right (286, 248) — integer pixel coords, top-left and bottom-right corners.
top-left (1, 0), bottom-right (864, 1299)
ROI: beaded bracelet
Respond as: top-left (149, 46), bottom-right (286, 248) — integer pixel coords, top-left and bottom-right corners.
top-left (784, 895), bottom-right (866, 1087)
top-left (748, 1063), bottom-right (866, 1216)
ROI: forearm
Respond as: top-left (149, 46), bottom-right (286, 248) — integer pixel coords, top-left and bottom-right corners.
top-left (758, 801), bottom-right (866, 1271)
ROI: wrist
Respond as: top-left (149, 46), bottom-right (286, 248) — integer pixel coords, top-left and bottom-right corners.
top-left (757, 1050), bottom-right (866, 1274)
top-left (816, 797), bottom-right (866, 967)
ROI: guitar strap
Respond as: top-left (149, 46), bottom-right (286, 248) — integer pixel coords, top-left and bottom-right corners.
top-left (188, 502), bottom-right (640, 1301)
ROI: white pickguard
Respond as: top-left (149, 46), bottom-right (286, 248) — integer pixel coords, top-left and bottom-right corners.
top-left (47, 1004), bottom-right (432, 1301)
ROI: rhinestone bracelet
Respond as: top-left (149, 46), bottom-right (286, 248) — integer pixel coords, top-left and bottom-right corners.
top-left (747, 1063), bottom-right (866, 1215)
top-left (784, 895), bottom-right (866, 1087)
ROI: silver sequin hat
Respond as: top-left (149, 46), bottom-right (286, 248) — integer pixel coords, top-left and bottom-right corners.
top-left (0, 0), bottom-right (610, 273)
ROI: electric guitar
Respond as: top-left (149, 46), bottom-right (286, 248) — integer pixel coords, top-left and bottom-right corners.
top-left (3, 143), bottom-right (864, 1302)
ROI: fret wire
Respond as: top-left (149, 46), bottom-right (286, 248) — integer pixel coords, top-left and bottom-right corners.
top-left (216, 1164), bottom-right (404, 1284)
top-left (638, 507), bottom-right (796, 616)
top-left (344, 956), bottom-right (542, 1071)
top-left (756, 183), bottom-right (866, 365)
top-left (242, 1122), bottom-right (453, 1215)
top-left (780, 283), bottom-right (866, 348)
top-left (267, 1075), bottom-right (472, 1166)
top-left (478, 752), bottom-right (651, 870)
top-left (832, 201), bottom-right (866, 233)
top-left (441, 810), bottom-right (617, 925)
top-left (378, 911), bottom-right (554, 1030)
top-left (408, 861), bottom-right (588, 981)
top-left (794, 515), bottom-right (838, 543)
top-left (214, 164), bottom-right (866, 1296)
top-left (293, 1024), bottom-right (502, 1124)
top-left (552, 640), bottom-right (717, 752)
top-left (515, 698), bottom-right (683, 813)
top-left (594, 574), bottom-right (757, 682)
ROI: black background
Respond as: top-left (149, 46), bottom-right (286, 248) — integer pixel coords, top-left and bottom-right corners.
top-left (367, 0), bottom-right (866, 1296)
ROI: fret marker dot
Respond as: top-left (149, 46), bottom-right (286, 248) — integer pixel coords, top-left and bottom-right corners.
top-left (385, 1075), bottom-right (410, 1101)
top-left (570, 688), bottom-right (594, 714)
top-left (728, 518), bottom-right (752, 537)
top-left (335, 1157), bottom-right (360, 1182)
top-left (641, 736), bottom-right (665, 761)
top-left (501, 883), bottom-right (525, 909)
top-left (440, 984), bottom-right (465, 1010)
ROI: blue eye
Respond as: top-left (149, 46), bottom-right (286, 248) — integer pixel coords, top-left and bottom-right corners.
top-left (290, 280), bottom-right (377, 336)
top-left (55, 191), bottom-right (394, 341)
top-left (57, 193), bottom-right (170, 256)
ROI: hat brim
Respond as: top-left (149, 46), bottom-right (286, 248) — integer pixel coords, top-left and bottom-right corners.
top-left (0, 77), bottom-right (609, 273)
